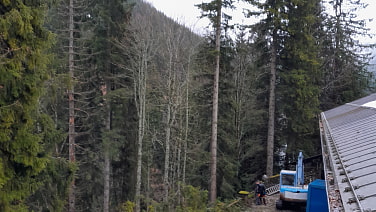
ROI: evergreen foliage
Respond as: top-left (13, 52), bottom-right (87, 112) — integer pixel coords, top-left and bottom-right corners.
top-left (0, 0), bottom-right (55, 210)
top-left (25, 115), bottom-right (71, 212)
top-left (277, 0), bottom-right (322, 153)
top-left (231, 27), bottom-right (268, 193)
top-left (176, 185), bottom-right (208, 212)
top-left (319, 0), bottom-right (375, 110)
top-left (0, 0), bottom-right (374, 210)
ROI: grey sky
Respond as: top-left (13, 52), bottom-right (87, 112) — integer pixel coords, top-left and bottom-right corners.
top-left (144, 0), bottom-right (376, 44)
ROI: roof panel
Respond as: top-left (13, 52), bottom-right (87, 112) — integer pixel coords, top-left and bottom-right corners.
top-left (350, 93), bottom-right (376, 105)
top-left (321, 93), bottom-right (376, 211)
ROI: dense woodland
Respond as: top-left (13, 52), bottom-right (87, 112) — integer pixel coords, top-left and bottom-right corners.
top-left (1, 0), bottom-right (375, 211)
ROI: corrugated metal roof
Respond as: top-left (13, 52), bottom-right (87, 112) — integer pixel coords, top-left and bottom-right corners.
top-left (321, 93), bottom-right (376, 212)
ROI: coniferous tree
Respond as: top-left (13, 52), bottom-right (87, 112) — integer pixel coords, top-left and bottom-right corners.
top-left (278, 0), bottom-right (322, 154)
top-left (216, 35), bottom-right (241, 199)
top-left (196, 0), bottom-right (235, 204)
top-left (186, 25), bottom-right (241, 203)
top-left (319, 0), bottom-right (374, 110)
top-left (25, 116), bottom-right (70, 212)
top-left (44, 0), bottom-right (133, 210)
top-left (10, 0), bottom-right (376, 210)
top-left (244, 0), bottom-right (287, 175)
top-left (90, 0), bottom-right (132, 211)
top-left (0, 0), bottom-right (54, 210)
top-left (46, 0), bottom-right (94, 210)
top-left (67, 0), bottom-right (76, 210)
top-left (232, 26), bottom-right (267, 191)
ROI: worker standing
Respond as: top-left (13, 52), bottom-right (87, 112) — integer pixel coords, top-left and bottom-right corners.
top-left (255, 181), bottom-right (266, 205)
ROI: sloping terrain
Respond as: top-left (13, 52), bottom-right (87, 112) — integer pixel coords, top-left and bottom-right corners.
top-left (245, 194), bottom-right (306, 212)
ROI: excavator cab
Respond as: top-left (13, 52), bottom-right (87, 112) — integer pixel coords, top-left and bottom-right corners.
top-left (276, 152), bottom-right (308, 210)
top-left (281, 171), bottom-right (295, 186)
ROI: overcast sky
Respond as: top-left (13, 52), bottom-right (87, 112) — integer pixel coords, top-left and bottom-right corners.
top-left (144, 0), bottom-right (376, 44)
top-left (143, 0), bottom-right (255, 34)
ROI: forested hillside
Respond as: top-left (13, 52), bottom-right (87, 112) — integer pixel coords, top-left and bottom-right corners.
top-left (0, 0), bottom-right (375, 211)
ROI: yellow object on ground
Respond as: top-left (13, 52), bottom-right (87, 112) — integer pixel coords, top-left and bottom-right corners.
top-left (238, 191), bottom-right (250, 195)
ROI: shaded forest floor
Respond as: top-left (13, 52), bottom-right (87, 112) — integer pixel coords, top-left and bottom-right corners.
top-left (242, 194), bottom-right (306, 212)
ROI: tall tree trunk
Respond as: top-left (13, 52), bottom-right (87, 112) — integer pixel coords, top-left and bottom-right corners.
top-left (68, 0), bottom-right (75, 210)
top-left (135, 112), bottom-right (143, 212)
top-left (103, 83), bottom-right (111, 212)
top-left (163, 38), bottom-right (177, 203)
top-left (210, 0), bottom-right (222, 204)
top-left (146, 142), bottom-right (153, 207)
top-left (163, 101), bottom-right (172, 203)
top-left (266, 29), bottom-right (277, 177)
top-left (135, 52), bottom-right (147, 212)
top-left (129, 12), bottom-right (155, 210)
top-left (103, 154), bottom-right (110, 212)
top-left (182, 54), bottom-right (190, 185)
top-left (176, 117), bottom-right (182, 204)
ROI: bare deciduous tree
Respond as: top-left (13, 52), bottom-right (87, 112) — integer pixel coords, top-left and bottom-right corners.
top-left (118, 6), bottom-right (157, 211)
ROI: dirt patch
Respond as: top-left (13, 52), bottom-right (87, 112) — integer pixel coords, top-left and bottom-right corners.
top-left (243, 194), bottom-right (306, 212)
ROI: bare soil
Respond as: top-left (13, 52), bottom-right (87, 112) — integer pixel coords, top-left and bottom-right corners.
top-left (243, 193), bottom-right (306, 212)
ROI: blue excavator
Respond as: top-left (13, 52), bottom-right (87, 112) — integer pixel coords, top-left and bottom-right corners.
top-left (276, 151), bottom-right (308, 209)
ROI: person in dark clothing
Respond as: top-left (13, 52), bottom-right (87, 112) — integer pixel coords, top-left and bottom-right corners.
top-left (255, 181), bottom-right (267, 205)
top-left (255, 181), bottom-right (261, 205)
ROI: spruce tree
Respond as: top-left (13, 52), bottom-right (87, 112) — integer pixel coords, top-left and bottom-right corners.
top-left (232, 26), bottom-right (268, 193)
top-left (245, 0), bottom-right (324, 159)
top-left (89, 0), bottom-right (131, 210)
top-left (244, 0), bottom-right (288, 175)
top-left (196, 0), bottom-right (235, 204)
top-left (25, 116), bottom-right (70, 212)
top-left (0, 0), bottom-right (54, 210)
top-left (278, 0), bottom-right (322, 154)
top-left (319, 0), bottom-right (374, 110)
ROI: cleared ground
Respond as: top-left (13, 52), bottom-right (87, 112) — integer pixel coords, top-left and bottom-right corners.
top-left (243, 193), bottom-right (306, 212)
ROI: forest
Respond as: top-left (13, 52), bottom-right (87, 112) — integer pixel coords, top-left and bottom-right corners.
top-left (0, 0), bottom-right (375, 211)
